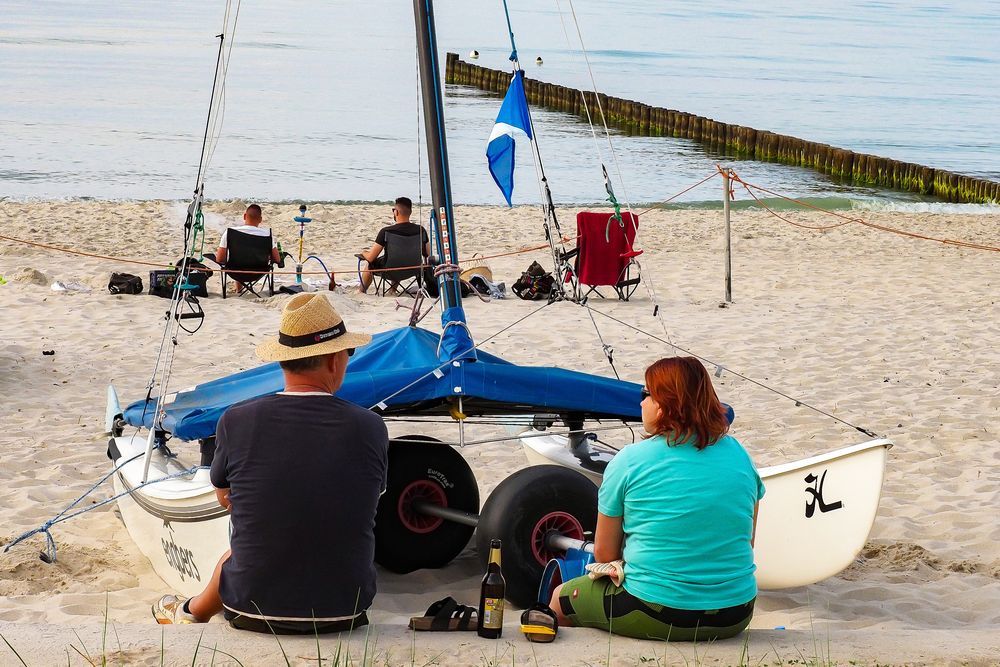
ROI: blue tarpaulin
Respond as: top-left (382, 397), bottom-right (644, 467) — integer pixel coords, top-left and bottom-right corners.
top-left (124, 326), bottom-right (643, 442)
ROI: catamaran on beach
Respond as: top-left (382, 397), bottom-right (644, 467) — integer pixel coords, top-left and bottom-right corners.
top-left (2, 0), bottom-right (999, 664)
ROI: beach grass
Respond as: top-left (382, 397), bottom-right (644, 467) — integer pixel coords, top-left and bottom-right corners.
top-left (0, 626), bottom-right (932, 667)
top-left (0, 601), bottom-right (919, 666)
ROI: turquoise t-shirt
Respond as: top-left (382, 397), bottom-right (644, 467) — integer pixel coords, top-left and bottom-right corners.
top-left (597, 434), bottom-right (765, 610)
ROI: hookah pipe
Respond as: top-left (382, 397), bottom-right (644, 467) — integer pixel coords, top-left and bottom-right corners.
top-left (293, 204), bottom-right (312, 284)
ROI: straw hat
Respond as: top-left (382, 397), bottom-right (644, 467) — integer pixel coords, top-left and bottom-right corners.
top-left (460, 264), bottom-right (493, 284)
top-left (256, 293), bottom-right (372, 362)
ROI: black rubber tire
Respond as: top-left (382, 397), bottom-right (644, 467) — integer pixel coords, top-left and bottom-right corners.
top-left (374, 437), bottom-right (480, 573)
top-left (477, 465), bottom-right (598, 608)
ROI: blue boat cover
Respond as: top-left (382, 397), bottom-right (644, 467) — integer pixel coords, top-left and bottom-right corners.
top-left (124, 326), bottom-right (643, 442)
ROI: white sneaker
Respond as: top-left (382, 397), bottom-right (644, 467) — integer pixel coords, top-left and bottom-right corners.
top-left (152, 595), bottom-right (200, 624)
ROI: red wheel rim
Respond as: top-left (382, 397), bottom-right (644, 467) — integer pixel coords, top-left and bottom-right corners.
top-left (398, 480), bottom-right (447, 534)
top-left (530, 511), bottom-right (584, 566)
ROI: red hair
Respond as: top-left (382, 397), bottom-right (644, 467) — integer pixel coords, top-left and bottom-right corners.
top-left (645, 357), bottom-right (729, 449)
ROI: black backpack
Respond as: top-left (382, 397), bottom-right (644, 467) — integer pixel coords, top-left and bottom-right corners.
top-left (511, 261), bottom-right (555, 301)
top-left (108, 272), bottom-right (143, 295)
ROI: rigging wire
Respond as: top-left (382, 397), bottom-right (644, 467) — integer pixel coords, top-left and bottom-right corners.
top-left (142, 3), bottom-right (242, 444)
top-left (564, 0), bottom-right (635, 216)
top-left (205, 0), bottom-right (241, 175)
top-left (553, 0), bottom-right (605, 180)
top-left (498, 0), bottom-right (577, 300)
top-left (552, 0), bottom-right (676, 352)
top-left (405, 40), bottom-right (438, 323)
top-left (583, 304), bottom-right (880, 438)
top-left (415, 45), bottom-right (425, 234)
top-left (366, 300), bottom-right (553, 411)
top-left (503, 0), bottom-right (621, 380)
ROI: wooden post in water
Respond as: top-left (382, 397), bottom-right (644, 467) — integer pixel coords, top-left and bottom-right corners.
top-left (723, 168), bottom-right (733, 304)
top-left (441, 53), bottom-right (999, 204)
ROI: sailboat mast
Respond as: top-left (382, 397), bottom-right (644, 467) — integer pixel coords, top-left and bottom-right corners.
top-left (413, 0), bottom-right (476, 361)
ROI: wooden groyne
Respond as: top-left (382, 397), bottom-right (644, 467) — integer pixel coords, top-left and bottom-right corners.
top-left (446, 53), bottom-right (999, 205)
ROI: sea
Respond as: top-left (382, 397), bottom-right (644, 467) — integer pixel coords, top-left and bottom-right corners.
top-left (1, 0), bottom-right (998, 210)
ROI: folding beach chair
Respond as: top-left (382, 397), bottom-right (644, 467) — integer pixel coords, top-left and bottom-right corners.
top-left (215, 229), bottom-right (276, 299)
top-left (566, 211), bottom-right (641, 301)
top-left (358, 229), bottom-right (429, 297)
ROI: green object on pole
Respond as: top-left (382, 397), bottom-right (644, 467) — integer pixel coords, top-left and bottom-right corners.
top-left (191, 208), bottom-right (206, 261)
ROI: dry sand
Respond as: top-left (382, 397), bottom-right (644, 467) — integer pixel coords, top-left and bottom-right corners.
top-left (1, 200), bottom-right (999, 665)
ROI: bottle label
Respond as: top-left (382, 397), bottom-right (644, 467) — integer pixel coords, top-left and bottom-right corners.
top-left (482, 597), bottom-right (504, 628)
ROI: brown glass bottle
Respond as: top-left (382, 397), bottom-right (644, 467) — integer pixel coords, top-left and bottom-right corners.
top-left (477, 539), bottom-right (505, 638)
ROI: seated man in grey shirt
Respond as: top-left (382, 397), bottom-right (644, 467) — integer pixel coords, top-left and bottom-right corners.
top-left (153, 293), bottom-right (388, 633)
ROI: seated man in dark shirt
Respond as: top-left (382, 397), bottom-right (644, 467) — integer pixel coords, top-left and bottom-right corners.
top-left (358, 196), bottom-right (430, 293)
top-left (152, 293), bottom-right (388, 633)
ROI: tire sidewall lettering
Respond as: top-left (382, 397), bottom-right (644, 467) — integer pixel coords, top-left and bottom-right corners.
top-left (426, 467), bottom-right (454, 489)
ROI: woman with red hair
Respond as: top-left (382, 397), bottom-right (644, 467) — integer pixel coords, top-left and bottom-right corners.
top-left (550, 357), bottom-right (764, 641)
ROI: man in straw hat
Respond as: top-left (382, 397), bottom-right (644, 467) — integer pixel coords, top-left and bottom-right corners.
top-left (153, 293), bottom-right (388, 633)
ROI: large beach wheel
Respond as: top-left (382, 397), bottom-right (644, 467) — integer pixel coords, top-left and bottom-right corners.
top-left (375, 437), bottom-right (479, 573)
top-left (476, 465), bottom-right (597, 608)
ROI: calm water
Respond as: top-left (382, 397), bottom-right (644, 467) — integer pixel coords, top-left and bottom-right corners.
top-left (1, 0), bottom-right (998, 207)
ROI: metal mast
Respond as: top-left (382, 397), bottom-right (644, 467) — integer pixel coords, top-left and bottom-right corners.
top-left (413, 0), bottom-right (476, 361)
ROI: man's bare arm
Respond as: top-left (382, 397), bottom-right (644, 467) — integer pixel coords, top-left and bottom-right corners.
top-left (361, 242), bottom-right (384, 264)
top-left (215, 488), bottom-right (231, 510)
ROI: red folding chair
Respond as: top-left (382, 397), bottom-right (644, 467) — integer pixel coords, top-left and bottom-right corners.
top-left (566, 211), bottom-right (641, 301)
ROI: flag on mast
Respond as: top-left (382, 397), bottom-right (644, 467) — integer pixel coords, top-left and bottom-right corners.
top-left (486, 71), bottom-right (533, 207)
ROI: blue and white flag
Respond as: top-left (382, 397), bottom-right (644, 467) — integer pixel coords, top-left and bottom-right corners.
top-left (486, 71), bottom-right (533, 207)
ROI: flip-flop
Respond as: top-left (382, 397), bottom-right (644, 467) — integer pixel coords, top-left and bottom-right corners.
top-left (520, 603), bottom-right (558, 643)
top-left (408, 596), bottom-right (478, 631)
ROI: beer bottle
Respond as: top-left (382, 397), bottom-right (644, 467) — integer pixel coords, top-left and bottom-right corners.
top-left (477, 539), bottom-right (505, 638)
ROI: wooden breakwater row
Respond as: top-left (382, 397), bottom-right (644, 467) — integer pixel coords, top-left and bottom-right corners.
top-left (445, 53), bottom-right (999, 205)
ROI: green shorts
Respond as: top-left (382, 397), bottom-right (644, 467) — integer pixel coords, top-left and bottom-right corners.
top-left (558, 576), bottom-right (754, 641)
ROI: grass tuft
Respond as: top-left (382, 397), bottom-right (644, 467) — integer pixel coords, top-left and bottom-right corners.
top-left (1, 632), bottom-right (30, 667)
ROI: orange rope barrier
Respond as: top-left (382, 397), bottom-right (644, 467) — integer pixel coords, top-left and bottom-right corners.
top-left (636, 171), bottom-right (721, 216)
top-left (727, 170), bottom-right (1000, 253)
top-left (732, 180), bottom-right (854, 232)
top-left (0, 232), bottom-right (571, 277)
top-left (0, 233), bottom-right (174, 269)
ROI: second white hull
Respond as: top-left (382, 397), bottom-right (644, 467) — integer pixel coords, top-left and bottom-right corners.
top-left (111, 434), bottom-right (230, 598)
top-left (520, 431), bottom-right (892, 590)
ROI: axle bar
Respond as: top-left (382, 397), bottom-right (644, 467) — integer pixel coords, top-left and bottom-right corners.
top-left (411, 500), bottom-right (479, 527)
top-left (411, 500), bottom-right (595, 555)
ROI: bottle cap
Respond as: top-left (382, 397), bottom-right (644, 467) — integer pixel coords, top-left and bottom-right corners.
top-left (490, 539), bottom-right (502, 548)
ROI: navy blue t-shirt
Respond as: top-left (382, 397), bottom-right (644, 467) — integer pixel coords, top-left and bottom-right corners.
top-left (210, 393), bottom-right (388, 621)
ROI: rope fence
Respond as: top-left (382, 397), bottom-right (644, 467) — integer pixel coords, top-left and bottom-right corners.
top-left (0, 232), bottom-right (573, 278)
top-left (727, 168), bottom-right (1000, 253)
top-left (3, 166), bottom-right (996, 286)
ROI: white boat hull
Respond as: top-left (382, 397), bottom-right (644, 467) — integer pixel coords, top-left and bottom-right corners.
top-left (519, 431), bottom-right (892, 590)
top-left (110, 434), bottom-right (230, 598)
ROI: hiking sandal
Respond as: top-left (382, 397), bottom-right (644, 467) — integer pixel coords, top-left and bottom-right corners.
top-left (408, 596), bottom-right (478, 631)
top-left (520, 603), bottom-right (558, 643)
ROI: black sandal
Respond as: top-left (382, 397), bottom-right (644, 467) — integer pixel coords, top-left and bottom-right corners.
top-left (408, 596), bottom-right (478, 631)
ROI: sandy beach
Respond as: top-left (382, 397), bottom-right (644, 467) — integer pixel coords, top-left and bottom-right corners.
top-left (1, 200), bottom-right (999, 666)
